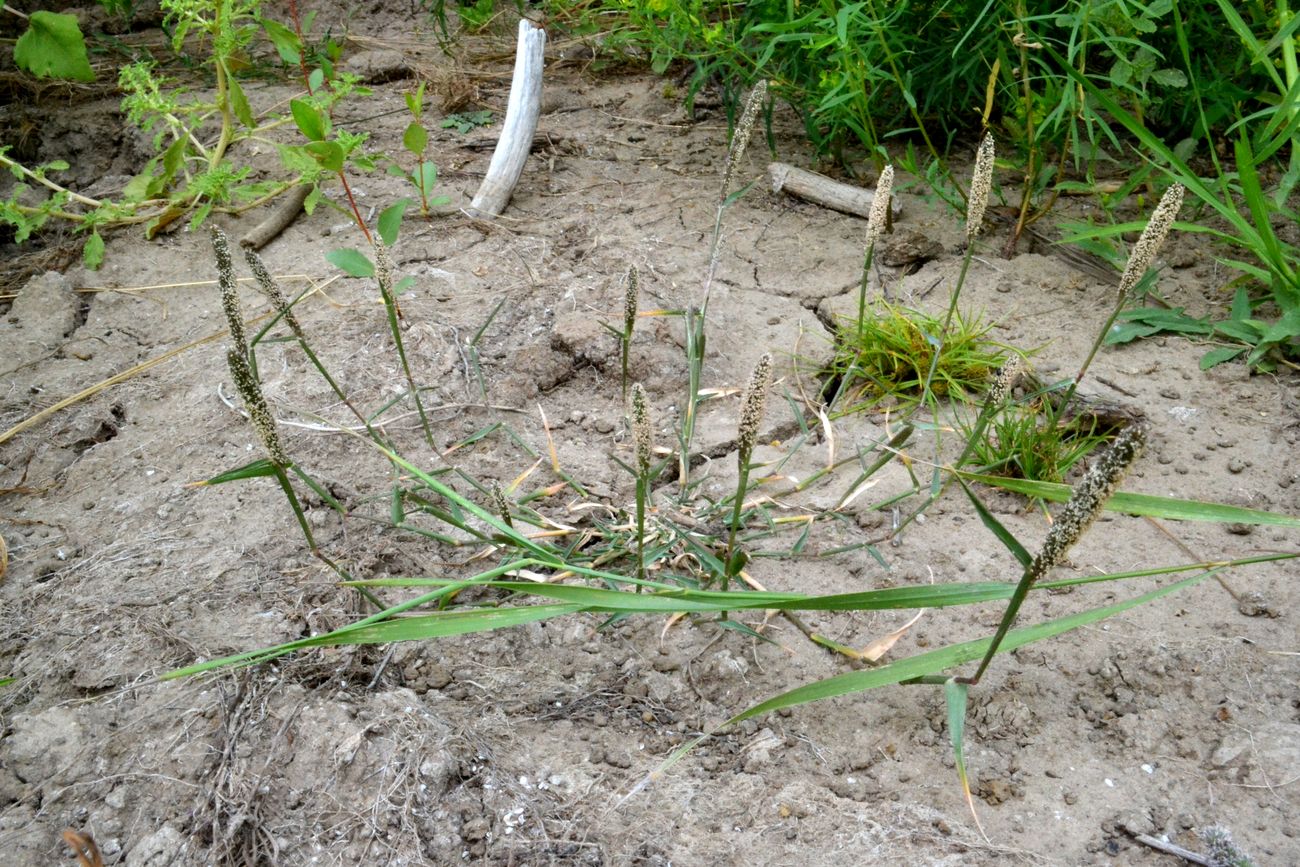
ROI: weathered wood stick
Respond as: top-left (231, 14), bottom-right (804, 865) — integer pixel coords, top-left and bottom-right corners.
top-left (468, 20), bottom-right (546, 218)
top-left (768, 162), bottom-right (902, 219)
top-left (240, 184), bottom-right (312, 250)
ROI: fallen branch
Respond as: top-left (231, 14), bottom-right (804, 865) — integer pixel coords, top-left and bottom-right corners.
top-left (240, 184), bottom-right (312, 250)
top-left (768, 162), bottom-right (902, 220)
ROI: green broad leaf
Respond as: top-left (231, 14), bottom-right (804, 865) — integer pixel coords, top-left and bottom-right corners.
top-left (0, 677), bottom-right (14, 688)
top-left (45, 159), bottom-right (70, 171)
top-left (302, 185), bottom-right (322, 215)
top-left (261, 18), bottom-right (301, 65)
top-left (225, 69), bottom-right (256, 129)
top-left (161, 137), bottom-right (186, 183)
top-left (393, 276), bottom-right (415, 295)
top-left (82, 232), bottom-right (105, 270)
top-left (308, 67), bottom-right (325, 94)
top-left (960, 472), bottom-right (1300, 527)
top-left (403, 122), bottom-right (428, 156)
top-left (378, 198), bottom-right (410, 246)
top-left (418, 161), bottom-right (439, 191)
top-left (1214, 318), bottom-right (1266, 343)
top-left (290, 99), bottom-right (327, 142)
top-left (387, 164), bottom-right (411, 180)
top-left (326, 248), bottom-right (375, 278)
top-left (303, 140), bottom-right (344, 172)
top-left (202, 459), bottom-right (279, 485)
top-left (14, 12), bottom-right (94, 82)
top-left (1199, 347), bottom-right (1246, 369)
top-left (187, 201), bottom-right (214, 233)
top-left (1150, 68), bottom-right (1187, 88)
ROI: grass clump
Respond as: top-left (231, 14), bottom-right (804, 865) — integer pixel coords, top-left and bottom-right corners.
top-left (828, 302), bottom-right (1011, 412)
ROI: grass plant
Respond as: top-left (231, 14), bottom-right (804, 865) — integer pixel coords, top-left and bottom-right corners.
top-left (168, 87), bottom-right (1300, 835)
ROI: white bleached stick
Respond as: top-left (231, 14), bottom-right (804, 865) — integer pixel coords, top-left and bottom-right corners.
top-left (468, 20), bottom-right (547, 218)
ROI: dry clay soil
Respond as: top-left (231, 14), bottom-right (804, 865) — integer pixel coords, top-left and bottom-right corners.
top-left (2, 10), bottom-right (1299, 867)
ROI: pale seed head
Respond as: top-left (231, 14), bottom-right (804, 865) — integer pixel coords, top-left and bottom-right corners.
top-left (1117, 184), bottom-right (1184, 300)
top-left (737, 353), bottom-right (773, 466)
top-left (865, 165), bottom-right (894, 251)
top-left (212, 226), bottom-right (247, 356)
top-left (721, 80), bottom-right (768, 199)
top-left (985, 356), bottom-right (1024, 407)
top-left (244, 248), bottom-right (302, 337)
top-left (227, 347), bottom-right (288, 467)
top-left (966, 134), bottom-right (996, 242)
top-left (630, 382), bottom-right (653, 477)
top-left (1030, 424), bottom-right (1146, 581)
top-left (623, 265), bottom-right (639, 338)
top-left (374, 241), bottom-right (395, 297)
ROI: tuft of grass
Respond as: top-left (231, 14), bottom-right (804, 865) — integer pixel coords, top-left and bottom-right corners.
top-left (828, 302), bottom-right (1011, 413)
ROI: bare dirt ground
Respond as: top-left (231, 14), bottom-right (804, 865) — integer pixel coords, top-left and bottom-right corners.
top-left (2, 7), bottom-right (1299, 866)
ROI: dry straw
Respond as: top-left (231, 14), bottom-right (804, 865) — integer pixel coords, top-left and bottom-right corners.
top-left (1030, 424), bottom-right (1146, 580)
top-left (737, 353), bottom-right (773, 465)
top-left (212, 227), bottom-right (247, 355)
top-left (1117, 184), bottom-right (1184, 299)
top-left (226, 347), bottom-right (288, 467)
top-left (630, 382), bottom-right (653, 476)
top-left (965, 134), bottom-right (995, 242)
top-left (865, 165), bottom-right (894, 251)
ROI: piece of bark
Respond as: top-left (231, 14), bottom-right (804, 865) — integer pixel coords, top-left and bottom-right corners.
top-left (768, 162), bottom-right (902, 220)
top-left (468, 20), bottom-right (546, 218)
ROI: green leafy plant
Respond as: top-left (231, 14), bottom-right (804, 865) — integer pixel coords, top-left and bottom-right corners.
top-left (441, 109), bottom-right (495, 134)
top-left (0, 0), bottom-right (373, 268)
top-left (389, 83), bottom-right (453, 215)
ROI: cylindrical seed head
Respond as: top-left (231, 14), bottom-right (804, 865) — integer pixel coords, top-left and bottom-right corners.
top-left (244, 247), bottom-right (302, 337)
top-left (985, 356), bottom-right (1024, 407)
top-left (721, 80), bottom-right (768, 198)
top-left (374, 240), bottom-right (395, 297)
top-left (227, 347), bottom-right (289, 467)
top-left (737, 353), bottom-right (773, 466)
top-left (630, 382), bottom-right (653, 477)
top-left (1117, 184), bottom-right (1184, 300)
top-left (491, 482), bottom-right (513, 527)
top-left (623, 265), bottom-right (639, 338)
top-left (212, 226), bottom-right (247, 356)
top-left (966, 134), bottom-right (996, 242)
top-left (1029, 424), bottom-right (1146, 581)
top-left (866, 165), bottom-right (894, 252)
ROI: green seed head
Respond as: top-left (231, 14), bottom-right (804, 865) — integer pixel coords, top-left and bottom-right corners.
top-left (1117, 184), bottom-right (1184, 300)
top-left (1030, 424), bottom-right (1146, 580)
top-left (737, 353), bottom-right (773, 466)
top-left (623, 265), bottom-right (639, 338)
top-left (966, 134), bottom-right (995, 242)
top-left (491, 482), bottom-right (513, 526)
top-left (630, 382), bottom-right (653, 476)
top-left (227, 347), bottom-right (288, 467)
top-left (865, 165), bottom-right (894, 251)
top-left (243, 247), bottom-right (302, 336)
top-left (212, 226), bottom-right (247, 356)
